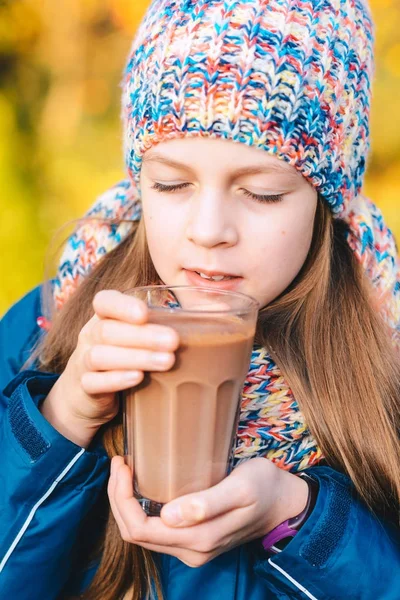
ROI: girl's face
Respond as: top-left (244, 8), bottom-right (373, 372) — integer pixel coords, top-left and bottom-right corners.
top-left (140, 138), bottom-right (318, 309)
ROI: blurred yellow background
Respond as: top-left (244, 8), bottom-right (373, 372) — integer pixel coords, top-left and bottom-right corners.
top-left (1, 0), bottom-right (399, 315)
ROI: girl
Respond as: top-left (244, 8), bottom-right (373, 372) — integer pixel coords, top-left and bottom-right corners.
top-left (1, 0), bottom-right (399, 599)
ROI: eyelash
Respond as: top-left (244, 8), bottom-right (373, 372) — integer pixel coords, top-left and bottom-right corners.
top-left (151, 182), bottom-right (283, 203)
top-left (241, 189), bottom-right (283, 203)
top-left (151, 182), bottom-right (190, 192)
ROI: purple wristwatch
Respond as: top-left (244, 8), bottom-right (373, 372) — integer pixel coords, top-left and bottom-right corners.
top-left (261, 473), bottom-right (318, 554)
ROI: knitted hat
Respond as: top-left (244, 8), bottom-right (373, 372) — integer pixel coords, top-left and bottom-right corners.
top-left (122, 0), bottom-right (374, 216)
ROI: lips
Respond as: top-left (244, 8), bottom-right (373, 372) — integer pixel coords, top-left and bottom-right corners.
top-left (183, 268), bottom-right (243, 290)
top-left (198, 272), bottom-right (231, 281)
top-left (187, 267), bottom-right (238, 280)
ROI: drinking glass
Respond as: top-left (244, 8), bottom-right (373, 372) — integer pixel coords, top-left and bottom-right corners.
top-left (122, 285), bottom-right (259, 516)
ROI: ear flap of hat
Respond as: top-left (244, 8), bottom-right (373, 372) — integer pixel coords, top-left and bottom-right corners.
top-left (53, 179), bottom-right (141, 311)
top-left (341, 195), bottom-right (400, 349)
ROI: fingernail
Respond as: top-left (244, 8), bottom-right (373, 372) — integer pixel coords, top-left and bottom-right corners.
top-left (129, 303), bottom-right (144, 321)
top-left (189, 500), bottom-right (206, 522)
top-left (162, 504), bottom-right (183, 526)
top-left (133, 308), bottom-right (144, 321)
top-left (123, 370), bottom-right (141, 383)
top-left (163, 500), bottom-right (205, 526)
top-left (159, 333), bottom-right (176, 348)
top-left (152, 353), bottom-right (171, 367)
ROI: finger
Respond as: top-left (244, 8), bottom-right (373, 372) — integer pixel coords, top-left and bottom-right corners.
top-left (91, 320), bottom-right (179, 351)
top-left (108, 457), bottom-right (131, 540)
top-left (81, 370), bottom-right (144, 394)
top-left (109, 458), bottom-right (149, 542)
top-left (93, 290), bottom-right (148, 324)
top-left (85, 345), bottom-right (176, 372)
top-left (113, 464), bottom-right (193, 546)
top-left (111, 462), bottom-right (202, 549)
top-left (138, 506), bottom-right (254, 554)
top-left (160, 473), bottom-right (252, 527)
top-left (112, 463), bottom-right (249, 552)
top-left (113, 462), bottom-right (259, 554)
top-left (134, 540), bottom-right (215, 568)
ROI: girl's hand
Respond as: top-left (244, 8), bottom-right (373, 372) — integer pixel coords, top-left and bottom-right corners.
top-left (108, 456), bottom-right (309, 567)
top-left (40, 290), bottom-right (179, 448)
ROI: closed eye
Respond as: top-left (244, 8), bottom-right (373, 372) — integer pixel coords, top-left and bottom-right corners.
top-left (241, 189), bottom-right (284, 203)
top-left (151, 182), bottom-right (191, 192)
top-left (151, 182), bottom-right (283, 203)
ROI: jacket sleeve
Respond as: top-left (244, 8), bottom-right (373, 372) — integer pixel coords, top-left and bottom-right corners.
top-left (254, 466), bottom-right (400, 600)
top-left (0, 286), bottom-right (44, 388)
top-left (0, 290), bottom-right (110, 599)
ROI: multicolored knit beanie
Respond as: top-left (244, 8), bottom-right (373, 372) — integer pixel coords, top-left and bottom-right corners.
top-left (123, 0), bottom-right (374, 215)
top-left (52, 0), bottom-right (400, 471)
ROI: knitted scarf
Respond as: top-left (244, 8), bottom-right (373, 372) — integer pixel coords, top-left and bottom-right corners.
top-left (51, 179), bottom-right (400, 473)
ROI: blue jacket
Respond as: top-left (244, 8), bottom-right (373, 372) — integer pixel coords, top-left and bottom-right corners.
top-left (0, 287), bottom-right (399, 600)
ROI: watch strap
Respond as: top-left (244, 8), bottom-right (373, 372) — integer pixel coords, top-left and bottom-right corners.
top-left (261, 473), bottom-right (318, 554)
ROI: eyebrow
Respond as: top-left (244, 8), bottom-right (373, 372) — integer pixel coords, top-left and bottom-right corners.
top-left (143, 154), bottom-right (195, 172)
top-left (142, 153), bottom-right (300, 181)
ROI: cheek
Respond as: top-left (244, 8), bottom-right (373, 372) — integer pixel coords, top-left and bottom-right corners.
top-left (276, 218), bottom-right (314, 265)
top-left (141, 196), bottom-right (184, 268)
top-left (250, 209), bottom-right (315, 302)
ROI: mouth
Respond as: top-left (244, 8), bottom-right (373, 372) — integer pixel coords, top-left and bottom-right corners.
top-left (183, 268), bottom-right (243, 289)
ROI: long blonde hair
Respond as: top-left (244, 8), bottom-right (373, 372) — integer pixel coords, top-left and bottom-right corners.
top-left (38, 198), bottom-right (400, 600)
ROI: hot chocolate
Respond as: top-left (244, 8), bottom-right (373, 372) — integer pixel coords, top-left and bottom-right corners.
top-left (124, 312), bottom-right (255, 505)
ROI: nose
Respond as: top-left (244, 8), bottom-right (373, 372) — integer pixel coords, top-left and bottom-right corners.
top-left (185, 189), bottom-right (238, 248)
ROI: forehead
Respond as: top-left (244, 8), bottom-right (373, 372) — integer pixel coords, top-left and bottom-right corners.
top-left (142, 137), bottom-right (302, 182)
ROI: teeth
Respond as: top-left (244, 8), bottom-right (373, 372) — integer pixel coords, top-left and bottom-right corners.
top-left (198, 272), bottom-right (229, 281)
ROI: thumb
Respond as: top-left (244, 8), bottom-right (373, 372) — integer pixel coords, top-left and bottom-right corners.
top-left (160, 473), bottom-right (247, 527)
